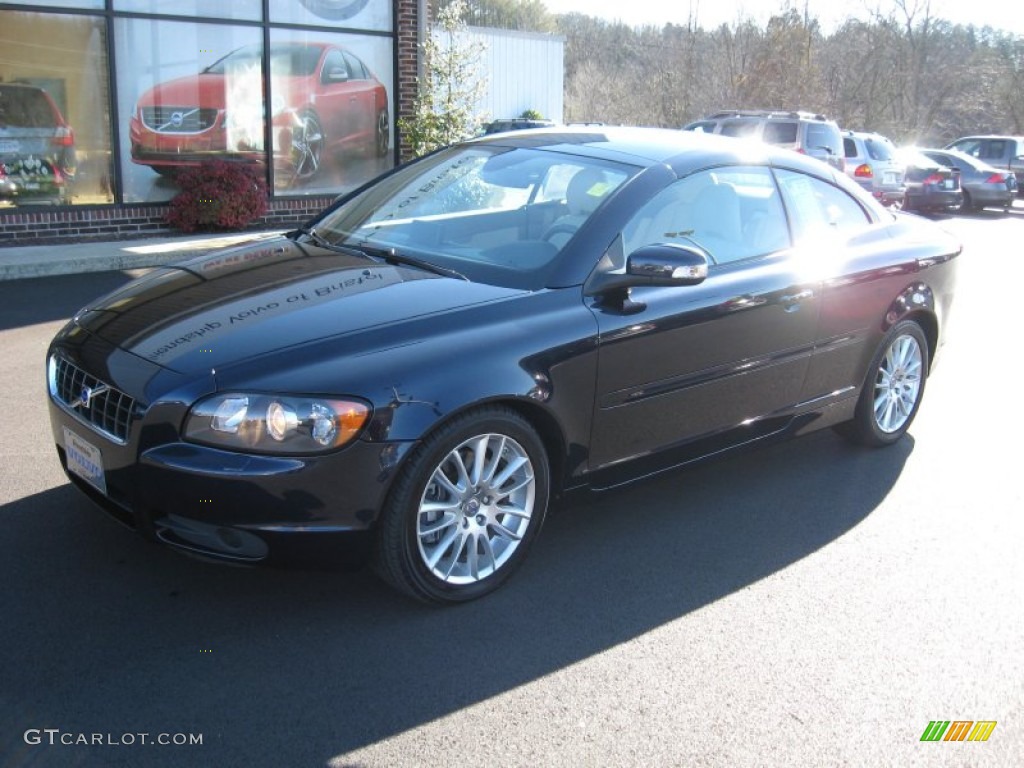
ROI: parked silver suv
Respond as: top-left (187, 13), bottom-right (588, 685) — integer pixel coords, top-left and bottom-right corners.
top-left (682, 110), bottom-right (845, 171)
top-left (842, 131), bottom-right (906, 208)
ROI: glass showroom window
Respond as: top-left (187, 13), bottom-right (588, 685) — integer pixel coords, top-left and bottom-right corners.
top-left (270, 0), bottom-right (392, 33)
top-left (115, 18), bottom-right (264, 204)
top-left (114, 0), bottom-right (261, 22)
top-left (0, 12), bottom-right (113, 207)
top-left (268, 29), bottom-right (394, 196)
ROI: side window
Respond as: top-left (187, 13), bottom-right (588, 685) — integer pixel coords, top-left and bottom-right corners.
top-left (687, 121), bottom-right (717, 133)
top-left (843, 138), bottom-right (858, 158)
top-left (720, 120), bottom-right (759, 138)
top-left (775, 169), bottom-right (872, 243)
top-left (343, 51), bottom-right (367, 80)
top-left (952, 139), bottom-right (982, 158)
top-left (982, 140), bottom-right (1006, 160)
top-left (621, 166), bottom-right (790, 265)
top-left (321, 50), bottom-right (349, 84)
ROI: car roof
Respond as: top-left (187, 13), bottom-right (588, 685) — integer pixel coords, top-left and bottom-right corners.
top-left (468, 125), bottom-right (834, 176)
top-left (923, 148), bottom-right (997, 168)
top-left (948, 135), bottom-right (1024, 142)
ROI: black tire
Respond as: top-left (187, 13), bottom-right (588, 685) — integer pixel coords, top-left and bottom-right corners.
top-left (961, 189), bottom-right (976, 212)
top-left (835, 320), bottom-right (929, 447)
top-left (373, 406), bottom-right (550, 604)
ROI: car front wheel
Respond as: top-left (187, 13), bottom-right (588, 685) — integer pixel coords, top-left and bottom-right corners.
top-left (373, 407), bottom-right (549, 603)
top-left (836, 320), bottom-right (929, 447)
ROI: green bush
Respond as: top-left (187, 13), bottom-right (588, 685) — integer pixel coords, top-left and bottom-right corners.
top-left (165, 160), bottom-right (268, 233)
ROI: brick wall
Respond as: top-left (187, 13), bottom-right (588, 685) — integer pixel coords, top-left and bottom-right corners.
top-left (397, 0), bottom-right (424, 163)
top-left (0, 197), bottom-right (334, 245)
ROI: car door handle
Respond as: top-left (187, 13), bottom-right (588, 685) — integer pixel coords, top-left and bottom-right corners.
top-left (781, 289), bottom-right (814, 309)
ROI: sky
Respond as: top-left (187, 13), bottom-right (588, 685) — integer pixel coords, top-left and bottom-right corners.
top-left (540, 0), bottom-right (1024, 36)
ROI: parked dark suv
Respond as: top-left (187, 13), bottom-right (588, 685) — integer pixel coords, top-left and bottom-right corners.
top-left (0, 83), bottom-right (76, 205)
top-left (683, 110), bottom-right (845, 171)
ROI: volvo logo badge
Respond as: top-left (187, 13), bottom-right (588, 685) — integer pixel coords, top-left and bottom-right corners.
top-left (70, 384), bottom-right (108, 410)
top-left (170, 111), bottom-right (184, 128)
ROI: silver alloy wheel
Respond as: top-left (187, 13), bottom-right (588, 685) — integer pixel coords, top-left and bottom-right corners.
top-left (416, 433), bottom-right (535, 585)
top-left (292, 113), bottom-right (323, 180)
top-left (872, 333), bottom-right (923, 433)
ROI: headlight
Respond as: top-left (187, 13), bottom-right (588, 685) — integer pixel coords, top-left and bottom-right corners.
top-left (185, 393), bottom-right (370, 454)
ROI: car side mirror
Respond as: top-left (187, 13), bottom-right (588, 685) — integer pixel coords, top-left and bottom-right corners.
top-left (586, 243), bottom-right (709, 312)
top-left (326, 67), bottom-right (350, 83)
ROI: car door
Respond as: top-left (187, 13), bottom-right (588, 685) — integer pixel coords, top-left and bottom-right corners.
top-left (586, 166), bottom-right (822, 479)
top-left (771, 167), bottom-right (898, 403)
top-left (317, 48), bottom-right (356, 150)
top-left (342, 51), bottom-right (376, 146)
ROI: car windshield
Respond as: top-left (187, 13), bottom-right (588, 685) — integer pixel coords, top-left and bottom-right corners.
top-left (866, 137), bottom-right (895, 161)
top-left (310, 145), bottom-right (634, 288)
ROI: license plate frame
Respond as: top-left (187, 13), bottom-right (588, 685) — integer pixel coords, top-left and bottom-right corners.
top-left (63, 426), bottom-right (107, 496)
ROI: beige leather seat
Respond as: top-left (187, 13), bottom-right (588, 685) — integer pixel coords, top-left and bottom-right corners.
top-left (543, 168), bottom-right (609, 248)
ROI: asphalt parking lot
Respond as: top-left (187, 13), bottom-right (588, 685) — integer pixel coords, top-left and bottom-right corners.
top-left (1, 204), bottom-right (1021, 767)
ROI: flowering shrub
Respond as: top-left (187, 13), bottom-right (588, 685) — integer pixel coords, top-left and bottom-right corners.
top-left (165, 160), bottom-right (268, 232)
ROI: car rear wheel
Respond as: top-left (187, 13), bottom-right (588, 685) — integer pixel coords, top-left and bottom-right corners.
top-left (375, 109), bottom-right (390, 157)
top-left (836, 320), bottom-right (928, 447)
top-left (373, 407), bottom-right (549, 604)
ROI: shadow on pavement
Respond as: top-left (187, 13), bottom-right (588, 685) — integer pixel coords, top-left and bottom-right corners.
top-left (0, 272), bottom-right (140, 332)
top-left (0, 429), bottom-right (913, 766)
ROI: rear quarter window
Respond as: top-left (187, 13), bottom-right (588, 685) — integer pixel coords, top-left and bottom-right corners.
top-left (763, 121), bottom-right (798, 144)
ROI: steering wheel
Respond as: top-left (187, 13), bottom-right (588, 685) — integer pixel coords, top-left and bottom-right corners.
top-left (542, 222), bottom-right (580, 243)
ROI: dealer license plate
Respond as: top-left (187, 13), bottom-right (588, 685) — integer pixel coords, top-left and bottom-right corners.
top-left (63, 427), bottom-right (107, 496)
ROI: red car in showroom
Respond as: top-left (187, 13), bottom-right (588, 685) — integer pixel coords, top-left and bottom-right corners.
top-left (129, 42), bottom-right (389, 182)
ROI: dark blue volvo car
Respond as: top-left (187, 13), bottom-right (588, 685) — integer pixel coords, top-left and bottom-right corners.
top-left (47, 127), bottom-right (960, 603)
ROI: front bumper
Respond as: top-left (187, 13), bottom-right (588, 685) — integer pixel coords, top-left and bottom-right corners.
top-left (47, 342), bottom-right (412, 568)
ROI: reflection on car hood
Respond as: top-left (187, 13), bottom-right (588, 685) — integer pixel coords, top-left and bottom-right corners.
top-left (73, 237), bottom-right (526, 378)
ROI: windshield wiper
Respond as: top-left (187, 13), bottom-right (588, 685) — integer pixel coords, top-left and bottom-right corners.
top-left (349, 242), bottom-right (468, 281)
top-left (295, 227), bottom-right (372, 259)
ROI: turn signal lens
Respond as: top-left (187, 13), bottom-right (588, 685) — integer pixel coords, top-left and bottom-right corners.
top-left (854, 163), bottom-right (873, 178)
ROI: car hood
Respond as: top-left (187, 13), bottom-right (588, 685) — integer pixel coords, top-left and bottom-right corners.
top-left (136, 73), bottom-right (231, 110)
top-left (72, 237), bottom-right (527, 378)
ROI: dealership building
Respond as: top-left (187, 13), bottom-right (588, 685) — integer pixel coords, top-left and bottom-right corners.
top-left (0, 0), bottom-right (425, 243)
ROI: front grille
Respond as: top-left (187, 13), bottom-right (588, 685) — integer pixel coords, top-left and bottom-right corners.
top-left (51, 356), bottom-right (135, 443)
top-left (140, 106), bottom-right (218, 134)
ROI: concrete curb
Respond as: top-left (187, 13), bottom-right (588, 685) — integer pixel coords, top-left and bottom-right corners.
top-left (0, 230), bottom-right (287, 281)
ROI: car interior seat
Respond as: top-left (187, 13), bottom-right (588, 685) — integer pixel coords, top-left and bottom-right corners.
top-left (542, 168), bottom-right (610, 248)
